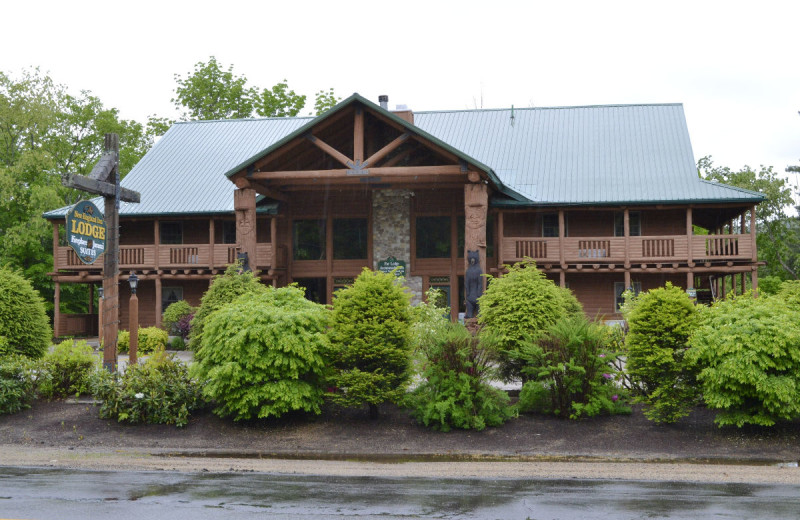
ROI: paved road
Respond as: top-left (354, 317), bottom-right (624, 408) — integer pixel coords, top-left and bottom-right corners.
top-left (3, 466), bottom-right (800, 519)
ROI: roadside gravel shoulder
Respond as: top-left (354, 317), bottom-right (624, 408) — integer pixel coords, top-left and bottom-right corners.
top-left (1, 446), bottom-right (799, 485)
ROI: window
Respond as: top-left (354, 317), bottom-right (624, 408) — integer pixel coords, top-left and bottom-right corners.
top-left (221, 220), bottom-right (236, 244)
top-left (160, 221), bottom-right (183, 245)
top-left (416, 216), bottom-right (451, 258)
top-left (162, 287), bottom-right (183, 311)
top-left (614, 212), bottom-right (641, 237)
top-left (615, 281), bottom-right (641, 311)
top-left (542, 214), bottom-right (559, 237)
top-left (333, 218), bottom-right (368, 260)
top-left (293, 219), bottom-right (326, 260)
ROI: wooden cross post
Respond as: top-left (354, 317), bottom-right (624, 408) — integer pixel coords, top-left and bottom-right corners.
top-left (63, 133), bottom-right (140, 371)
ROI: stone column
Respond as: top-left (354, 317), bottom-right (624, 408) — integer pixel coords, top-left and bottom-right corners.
top-left (372, 189), bottom-right (422, 303)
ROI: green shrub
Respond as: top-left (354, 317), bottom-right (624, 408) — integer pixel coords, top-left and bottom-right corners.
top-left (0, 354), bottom-right (41, 415)
top-left (478, 260), bottom-right (583, 382)
top-left (407, 323), bottom-right (516, 431)
top-left (329, 268), bottom-right (413, 419)
top-left (517, 316), bottom-right (628, 419)
top-left (0, 267), bottom-right (51, 359)
top-left (686, 294), bottom-right (800, 427)
top-left (410, 288), bottom-right (451, 353)
top-left (189, 263), bottom-right (268, 351)
top-left (92, 351), bottom-right (203, 427)
top-left (38, 340), bottom-right (98, 398)
top-left (191, 286), bottom-right (331, 421)
top-left (775, 279), bottom-right (800, 309)
top-left (623, 282), bottom-right (700, 423)
top-left (162, 300), bottom-right (195, 337)
top-left (170, 336), bottom-right (186, 350)
top-left (117, 327), bottom-right (168, 355)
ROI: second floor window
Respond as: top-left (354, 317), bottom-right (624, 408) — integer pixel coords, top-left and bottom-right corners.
top-left (160, 221), bottom-right (183, 244)
top-left (614, 212), bottom-right (641, 237)
top-left (542, 214), bottom-right (559, 237)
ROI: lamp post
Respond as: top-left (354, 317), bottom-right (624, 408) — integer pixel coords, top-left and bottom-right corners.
top-left (128, 272), bottom-right (139, 366)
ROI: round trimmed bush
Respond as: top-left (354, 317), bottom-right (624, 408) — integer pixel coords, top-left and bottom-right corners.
top-left (0, 267), bottom-right (51, 359)
top-left (687, 294), bottom-right (800, 427)
top-left (478, 260), bottom-right (583, 382)
top-left (623, 282), bottom-right (699, 423)
top-left (329, 268), bottom-right (413, 419)
top-left (188, 264), bottom-right (267, 351)
top-left (191, 286), bottom-right (331, 421)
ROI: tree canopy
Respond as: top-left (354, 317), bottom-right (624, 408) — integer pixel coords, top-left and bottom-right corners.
top-left (698, 156), bottom-right (800, 280)
top-left (0, 68), bottom-right (163, 313)
top-left (172, 56), bottom-right (340, 120)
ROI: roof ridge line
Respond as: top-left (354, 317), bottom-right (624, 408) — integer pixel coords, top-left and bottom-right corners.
top-left (414, 103), bottom-right (684, 115)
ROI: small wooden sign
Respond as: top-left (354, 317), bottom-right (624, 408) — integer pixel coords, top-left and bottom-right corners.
top-left (65, 200), bottom-right (106, 264)
top-left (377, 256), bottom-right (406, 277)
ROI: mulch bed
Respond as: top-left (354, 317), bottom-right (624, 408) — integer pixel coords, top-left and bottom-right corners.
top-left (2, 399), bottom-right (799, 463)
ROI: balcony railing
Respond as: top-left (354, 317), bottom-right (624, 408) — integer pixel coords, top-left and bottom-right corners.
top-left (501, 234), bottom-right (754, 265)
top-left (56, 242), bottom-right (276, 271)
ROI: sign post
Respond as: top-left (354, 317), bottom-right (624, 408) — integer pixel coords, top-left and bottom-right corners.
top-left (62, 134), bottom-right (140, 372)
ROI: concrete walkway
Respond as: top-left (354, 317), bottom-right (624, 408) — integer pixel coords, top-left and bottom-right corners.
top-left (76, 337), bottom-right (193, 371)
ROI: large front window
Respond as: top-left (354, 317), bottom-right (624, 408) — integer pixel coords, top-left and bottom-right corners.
top-left (333, 218), bottom-right (368, 260)
top-left (293, 219), bottom-right (326, 260)
top-left (416, 216), bottom-right (451, 258)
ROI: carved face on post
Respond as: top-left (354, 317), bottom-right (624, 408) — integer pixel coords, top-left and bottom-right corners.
top-left (465, 203), bottom-right (487, 248)
top-left (237, 210), bottom-right (253, 237)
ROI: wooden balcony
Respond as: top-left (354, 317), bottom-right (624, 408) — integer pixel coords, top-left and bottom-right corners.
top-left (501, 234), bottom-right (754, 265)
top-left (56, 242), bottom-right (277, 272)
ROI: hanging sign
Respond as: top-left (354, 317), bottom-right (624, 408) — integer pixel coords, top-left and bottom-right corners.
top-left (65, 200), bottom-right (106, 264)
top-left (377, 256), bottom-right (406, 277)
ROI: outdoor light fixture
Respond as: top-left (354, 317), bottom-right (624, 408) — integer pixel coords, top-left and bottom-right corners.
top-left (128, 271), bottom-right (139, 294)
top-left (98, 287), bottom-right (103, 299)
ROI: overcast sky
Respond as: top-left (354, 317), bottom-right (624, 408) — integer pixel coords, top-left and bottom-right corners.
top-left (4, 0), bottom-right (799, 179)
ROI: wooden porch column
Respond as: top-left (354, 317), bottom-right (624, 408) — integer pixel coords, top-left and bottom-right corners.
top-left (52, 221), bottom-right (60, 271)
top-left (559, 270), bottom-right (566, 288)
top-left (464, 184), bottom-right (488, 280)
top-left (686, 208), bottom-right (695, 287)
top-left (558, 209), bottom-right (565, 269)
top-left (270, 216), bottom-right (278, 272)
top-left (750, 206), bottom-right (758, 296)
top-left (465, 183), bottom-right (488, 321)
top-left (54, 281), bottom-right (61, 338)
top-left (497, 211), bottom-right (504, 268)
top-left (234, 188), bottom-right (257, 268)
top-left (624, 270), bottom-right (631, 290)
top-left (154, 220), bottom-right (160, 271)
top-left (623, 208), bottom-right (630, 269)
top-left (154, 276), bottom-right (162, 328)
top-left (209, 218), bottom-right (215, 268)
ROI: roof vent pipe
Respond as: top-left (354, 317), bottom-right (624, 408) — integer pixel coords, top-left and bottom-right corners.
top-left (379, 95), bottom-right (389, 110)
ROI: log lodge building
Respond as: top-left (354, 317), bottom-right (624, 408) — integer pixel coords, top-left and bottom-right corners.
top-left (45, 94), bottom-right (764, 337)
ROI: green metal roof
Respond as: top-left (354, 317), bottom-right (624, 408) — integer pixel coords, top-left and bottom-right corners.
top-left (44, 96), bottom-right (763, 220)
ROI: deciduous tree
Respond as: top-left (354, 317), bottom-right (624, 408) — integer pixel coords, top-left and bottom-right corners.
top-left (699, 156), bottom-right (799, 280)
